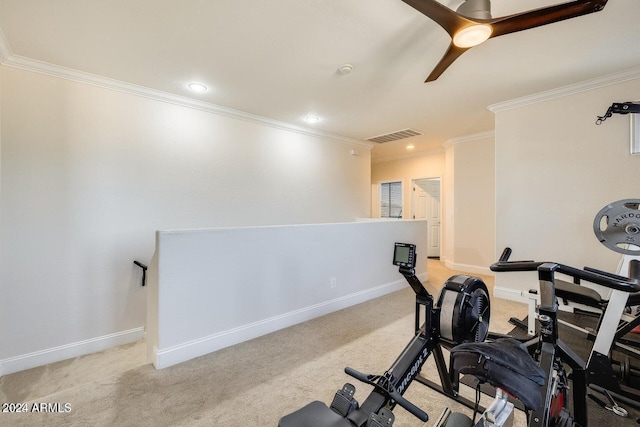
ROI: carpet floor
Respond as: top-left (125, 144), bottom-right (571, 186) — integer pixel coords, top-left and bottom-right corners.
top-left (2, 260), bottom-right (636, 426)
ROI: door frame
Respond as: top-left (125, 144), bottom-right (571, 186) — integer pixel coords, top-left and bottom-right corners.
top-left (411, 177), bottom-right (442, 257)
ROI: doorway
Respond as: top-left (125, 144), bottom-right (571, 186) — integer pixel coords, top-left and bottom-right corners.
top-left (412, 178), bottom-right (441, 258)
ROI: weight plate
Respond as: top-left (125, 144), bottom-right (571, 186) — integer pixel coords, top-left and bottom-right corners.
top-left (593, 199), bottom-right (640, 255)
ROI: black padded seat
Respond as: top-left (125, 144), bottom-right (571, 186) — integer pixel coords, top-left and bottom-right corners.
top-left (554, 279), bottom-right (604, 307)
top-left (451, 338), bottom-right (545, 411)
top-left (555, 279), bottom-right (640, 307)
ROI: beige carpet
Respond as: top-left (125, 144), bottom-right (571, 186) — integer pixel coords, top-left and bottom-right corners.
top-left (0, 260), bottom-right (529, 426)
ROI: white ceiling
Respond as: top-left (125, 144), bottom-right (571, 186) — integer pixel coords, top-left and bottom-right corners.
top-left (1, 0), bottom-right (639, 159)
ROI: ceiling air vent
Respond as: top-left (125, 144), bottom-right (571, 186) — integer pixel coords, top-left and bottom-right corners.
top-left (366, 128), bottom-right (422, 143)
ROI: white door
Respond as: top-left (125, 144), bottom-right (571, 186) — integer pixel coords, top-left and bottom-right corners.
top-left (413, 179), bottom-right (441, 258)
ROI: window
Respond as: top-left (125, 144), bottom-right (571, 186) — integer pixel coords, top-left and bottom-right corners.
top-left (380, 181), bottom-right (402, 218)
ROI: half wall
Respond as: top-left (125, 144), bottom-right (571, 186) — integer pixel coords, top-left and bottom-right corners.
top-left (147, 220), bottom-right (428, 369)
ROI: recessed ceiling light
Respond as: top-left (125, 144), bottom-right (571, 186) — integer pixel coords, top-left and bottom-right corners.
top-left (187, 82), bottom-right (208, 93)
top-left (406, 145), bottom-right (415, 150)
top-left (338, 64), bottom-right (354, 74)
top-left (304, 115), bottom-right (321, 124)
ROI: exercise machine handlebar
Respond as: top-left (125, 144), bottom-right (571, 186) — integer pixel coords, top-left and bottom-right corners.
top-left (545, 262), bottom-right (640, 293)
top-left (344, 367), bottom-right (429, 422)
top-left (584, 265), bottom-right (636, 282)
top-left (491, 247), bottom-right (640, 292)
top-left (498, 247), bottom-right (512, 262)
top-left (491, 247), bottom-right (544, 272)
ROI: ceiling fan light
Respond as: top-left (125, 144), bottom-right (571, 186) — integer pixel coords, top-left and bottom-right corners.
top-left (453, 24), bottom-right (492, 48)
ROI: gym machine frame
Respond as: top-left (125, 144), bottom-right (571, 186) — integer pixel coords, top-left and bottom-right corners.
top-left (491, 251), bottom-right (589, 427)
top-left (278, 243), bottom-right (491, 427)
top-left (563, 199), bottom-right (640, 409)
top-left (492, 248), bottom-right (640, 423)
top-left (280, 244), bottom-right (586, 427)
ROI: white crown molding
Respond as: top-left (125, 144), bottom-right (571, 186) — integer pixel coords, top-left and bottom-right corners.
top-left (444, 130), bottom-right (495, 148)
top-left (489, 66), bottom-right (640, 113)
top-left (0, 45), bottom-right (373, 151)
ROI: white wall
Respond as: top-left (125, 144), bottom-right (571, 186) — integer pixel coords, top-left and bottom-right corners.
top-left (148, 220), bottom-right (428, 369)
top-left (370, 151), bottom-right (445, 219)
top-left (493, 73), bottom-right (640, 300)
top-left (443, 144), bottom-right (455, 265)
top-left (371, 135), bottom-right (496, 275)
top-left (0, 66), bottom-right (372, 375)
top-left (447, 133), bottom-right (496, 274)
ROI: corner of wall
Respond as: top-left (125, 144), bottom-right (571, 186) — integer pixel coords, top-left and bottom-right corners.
top-left (146, 240), bottom-right (160, 365)
top-left (0, 27), bottom-right (11, 64)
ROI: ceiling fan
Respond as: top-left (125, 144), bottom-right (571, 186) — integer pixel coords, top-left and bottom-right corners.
top-left (402, 0), bottom-right (608, 82)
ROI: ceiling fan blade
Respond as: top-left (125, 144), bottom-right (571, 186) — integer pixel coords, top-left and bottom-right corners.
top-left (489, 0), bottom-right (608, 38)
top-left (425, 43), bottom-right (469, 82)
top-left (404, 0), bottom-right (607, 82)
top-left (402, 0), bottom-right (474, 36)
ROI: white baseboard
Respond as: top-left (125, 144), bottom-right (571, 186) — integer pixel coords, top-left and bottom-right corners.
top-left (152, 276), bottom-right (423, 370)
top-left (443, 260), bottom-right (493, 277)
top-left (0, 327), bottom-right (144, 377)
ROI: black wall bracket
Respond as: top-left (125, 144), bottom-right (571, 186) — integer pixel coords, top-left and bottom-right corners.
top-left (596, 102), bottom-right (640, 125)
top-left (133, 261), bottom-right (148, 286)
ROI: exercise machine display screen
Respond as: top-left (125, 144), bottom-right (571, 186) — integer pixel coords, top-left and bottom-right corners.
top-left (393, 243), bottom-right (416, 269)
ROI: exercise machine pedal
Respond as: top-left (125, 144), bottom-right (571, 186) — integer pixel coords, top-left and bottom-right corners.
top-left (367, 408), bottom-right (394, 427)
top-left (330, 383), bottom-right (358, 417)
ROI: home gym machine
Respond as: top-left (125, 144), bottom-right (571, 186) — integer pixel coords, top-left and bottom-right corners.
top-left (571, 200), bottom-right (640, 386)
top-left (279, 243), bottom-right (558, 427)
top-left (499, 199), bottom-right (640, 415)
top-left (279, 242), bottom-right (495, 427)
top-left (492, 250), bottom-right (640, 421)
top-left (589, 200), bottom-right (640, 393)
